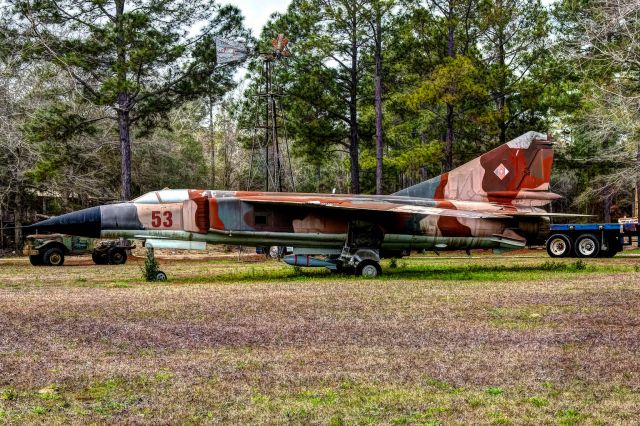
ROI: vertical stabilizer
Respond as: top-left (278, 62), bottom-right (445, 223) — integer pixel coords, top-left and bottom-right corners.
top-left (393, 132), bottom-right (558, 206)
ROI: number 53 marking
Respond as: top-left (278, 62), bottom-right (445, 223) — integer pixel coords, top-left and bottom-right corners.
top-left (151, 211), bottom-right (173, 228)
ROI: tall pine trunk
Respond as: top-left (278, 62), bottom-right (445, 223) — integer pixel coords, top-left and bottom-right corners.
top-left (496, 1), bottom-right (507, 146)
top-left (13, 192), bottom-right (22, 250)
top-left (115, 0), bottom-right (131, 201)
top-left (374, 7), bottom-right (384, 195)
top-left (444, 8), bottom-right (455, 172)
top-left (636, 141), bottom-right (640, 219)
top-left (349, 16), bottom-right (360, 194)
top-left (117, 94), bottom-right (132, 201)
top-left (209, 95), bottom-right (215, 188)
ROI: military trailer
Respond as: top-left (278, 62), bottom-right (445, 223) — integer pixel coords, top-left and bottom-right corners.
top-left (23, 234), bottom-right (133, 266)
top-left (545, 222), bottom-right (640, 258)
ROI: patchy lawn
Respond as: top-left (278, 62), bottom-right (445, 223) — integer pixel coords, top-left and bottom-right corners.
top-left (1, 253), bottom-right (639, 424)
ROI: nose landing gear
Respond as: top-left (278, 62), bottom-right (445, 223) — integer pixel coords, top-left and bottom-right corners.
top-left (144, 245), bottom-right (168, 281)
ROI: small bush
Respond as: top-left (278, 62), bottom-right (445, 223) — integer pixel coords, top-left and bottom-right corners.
top-left (527, 396), bottom-right (549, 407)
top-left (573, 260), bottom-right (587, 270)
top-left (142, 250), bottom-right (160, 281)
top-left (30, 406), bottom-right (48, 415)
top-left (0, 388), bottom-right (17, 401)
top-left (485, 387), bottom-right (504, 396)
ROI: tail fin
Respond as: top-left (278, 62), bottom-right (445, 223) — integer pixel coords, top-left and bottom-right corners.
top-left (393, 132), bottom-right (559, 206)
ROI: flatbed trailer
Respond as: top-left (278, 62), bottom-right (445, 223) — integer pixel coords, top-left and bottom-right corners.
top-left (545, 222), bottom-right (639, 258)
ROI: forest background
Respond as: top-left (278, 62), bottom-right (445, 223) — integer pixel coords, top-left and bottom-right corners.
top-left (1, 0), bottom-right (639, 247)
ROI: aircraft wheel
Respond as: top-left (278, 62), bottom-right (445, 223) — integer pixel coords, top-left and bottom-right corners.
top-left (108, 248), bottom-right (127, 265)
top-left (356, 260), bottom-right (382, 278)
top-left (155, 271), bottom-right (167, 281)
top-left (43, 247), bottom-right (65, 266)
top-left (575, 234), bottom-right (600, 258)
top-left (546, 234), bottom-right (572, 258)
top-left (268, 246), bottom-right (280, 259)
top-left (29, 255), bottom-right (43, 266)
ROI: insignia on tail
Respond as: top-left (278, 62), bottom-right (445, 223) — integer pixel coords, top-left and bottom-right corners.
top-left (393, 131), bottom-right (559, 206)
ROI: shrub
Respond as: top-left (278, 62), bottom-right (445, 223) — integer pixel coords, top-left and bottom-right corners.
top-left (142, 249), bottom-right (160, 281)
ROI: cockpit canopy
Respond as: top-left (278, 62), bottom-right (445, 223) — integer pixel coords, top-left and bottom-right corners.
top-left (132, 189), bottom-right (207, 204)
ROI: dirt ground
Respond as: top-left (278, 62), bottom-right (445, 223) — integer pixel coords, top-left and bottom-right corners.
top-left (1, 251), bottom-right (639, 424)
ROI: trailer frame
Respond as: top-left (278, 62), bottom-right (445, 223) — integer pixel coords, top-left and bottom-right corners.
top-left (545, 222), bottom-right (638, 258)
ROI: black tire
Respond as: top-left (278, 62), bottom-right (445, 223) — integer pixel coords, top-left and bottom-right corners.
top-left (108, 248), bottom-right (127, 265)
top-left (546, 234), bottom-right (572, 258)
top-left (155, 271), bottom-right (167, 281)
top-left (43, 247), bottom-right (65, 266)
top-left (92, 251), bottom-right (108, 265)
top-left (599, 238), bottom-right (620, 258)
top-left (574, 234), bottom-right (600, 258)
top-left (356, 260), bottom-right (382, 277)
top-left (599, 249), bottom-right (618, 258)
top-left (29, 255), bottom-right (43, 266)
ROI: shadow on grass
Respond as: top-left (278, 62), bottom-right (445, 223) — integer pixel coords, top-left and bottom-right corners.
top-left (172, 259), bottom-right (600, 284)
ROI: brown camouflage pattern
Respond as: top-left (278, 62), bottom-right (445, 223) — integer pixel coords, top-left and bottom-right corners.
top-left (33, 132), bottom-right (570, 255)
top-left (97, 132), bottom-right (561, 253)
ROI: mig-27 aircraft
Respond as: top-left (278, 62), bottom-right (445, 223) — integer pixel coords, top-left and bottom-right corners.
top-left (28, 131), bottom-right (576, 277)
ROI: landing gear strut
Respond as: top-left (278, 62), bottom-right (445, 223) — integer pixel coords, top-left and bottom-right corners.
top-left (145, 245), bottom-right (167, 281)
top-left (338, 221), bottom-right (384, 278)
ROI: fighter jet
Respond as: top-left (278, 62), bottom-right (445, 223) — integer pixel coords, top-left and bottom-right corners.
top-left (28, 131), bottom-right (576, 277)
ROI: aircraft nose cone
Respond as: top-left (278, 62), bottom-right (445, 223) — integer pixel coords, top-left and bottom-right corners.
top-left (30, 206), bottom-right (102, 238)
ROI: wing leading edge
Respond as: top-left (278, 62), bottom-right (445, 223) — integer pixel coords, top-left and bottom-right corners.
top-left (236, 196), bottom-right (590, 220)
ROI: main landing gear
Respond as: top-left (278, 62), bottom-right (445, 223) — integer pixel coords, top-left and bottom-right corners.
top-left (282, 221), bottom-right (385, 278)
top-left (336, 248), bottom-right (383, 278)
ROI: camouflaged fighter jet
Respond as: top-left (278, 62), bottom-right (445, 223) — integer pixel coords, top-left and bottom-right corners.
top-left (28, 131), bottom-right (575, 277)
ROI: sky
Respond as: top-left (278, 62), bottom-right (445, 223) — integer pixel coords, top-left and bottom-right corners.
top-left (225, 0), bottom-right (292, 37)
top-left (227, 0), bottom-right (556, 36)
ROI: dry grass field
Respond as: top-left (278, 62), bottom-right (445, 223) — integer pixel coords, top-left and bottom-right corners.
top-left (1, 251), bottom-right (640, 424)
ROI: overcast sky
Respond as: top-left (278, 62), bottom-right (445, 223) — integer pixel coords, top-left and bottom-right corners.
top-left (226, 0), bottom-right (555, 37)
top-left (225, 0), bottom-right (292, 37)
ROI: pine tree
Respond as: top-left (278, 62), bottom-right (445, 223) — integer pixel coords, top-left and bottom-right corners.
top-left (8, 0), bottom-right (248, 200)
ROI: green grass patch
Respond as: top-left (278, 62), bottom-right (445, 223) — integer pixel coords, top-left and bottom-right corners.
top-left (163, 259), bottom-right (614, 285)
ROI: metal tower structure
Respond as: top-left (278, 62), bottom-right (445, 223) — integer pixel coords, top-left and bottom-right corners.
top-left (247, 34), bottom-right (295, 192)
top-left (215, 34), bottom-right (296, 192)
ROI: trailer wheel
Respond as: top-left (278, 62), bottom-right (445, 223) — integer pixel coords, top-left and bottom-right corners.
top-left (575, 234), bottom-right (600, 258)
top-left (546, 234), bottom-right (572, 258)
top-left (599, 238), bottom-right (620, 258)
top-left (599, 249), bottom-right (618, 258)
